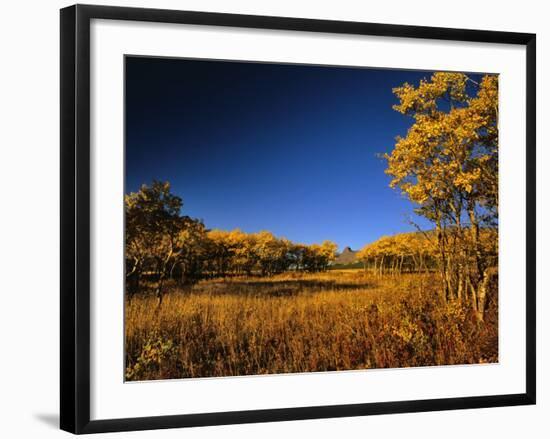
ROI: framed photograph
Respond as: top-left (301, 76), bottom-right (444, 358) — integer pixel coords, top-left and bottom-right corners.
top-left (60, 4), bottom-right (536, 434)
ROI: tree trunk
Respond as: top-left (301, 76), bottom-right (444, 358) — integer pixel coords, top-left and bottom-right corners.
top-left (476, 266), bottom-right (497, 322)
top-left (436, 221), bottom-right (449, 302)
top-left (155, 249), bottom-right (173, 309)
top-left (457, 269), bottom-right (464, 302)
top-left (468, 206), bottom-right (483, 281)
top-left (155, 273), bottom-right (165, 308)
top-left (467, 276), bottom-right (478, 313)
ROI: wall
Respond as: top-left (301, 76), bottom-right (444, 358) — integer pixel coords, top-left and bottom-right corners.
top-left (0, 0), bottom-right (546, 437)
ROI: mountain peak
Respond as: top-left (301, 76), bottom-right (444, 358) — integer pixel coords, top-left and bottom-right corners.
top-left (333, 246), bottom-right (358, 265)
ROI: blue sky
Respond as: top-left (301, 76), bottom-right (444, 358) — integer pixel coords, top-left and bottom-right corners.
top-left (125, 57), bottom-right (438, 251)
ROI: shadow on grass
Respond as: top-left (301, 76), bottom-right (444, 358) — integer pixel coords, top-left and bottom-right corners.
top-left (194, 279), bottom-right (373, 297)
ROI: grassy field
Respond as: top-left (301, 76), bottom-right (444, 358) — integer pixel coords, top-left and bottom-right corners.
top-left (125, 270), bottom-right (498, 381)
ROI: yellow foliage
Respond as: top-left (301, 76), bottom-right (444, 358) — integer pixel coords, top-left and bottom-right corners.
top-left (386, 72), bottom-right (498, 212)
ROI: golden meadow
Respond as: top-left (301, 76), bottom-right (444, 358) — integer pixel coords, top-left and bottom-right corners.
top-left (125, 270), bottom-right (497, 381)
top-left (125, 72), bottom-right (499, 380)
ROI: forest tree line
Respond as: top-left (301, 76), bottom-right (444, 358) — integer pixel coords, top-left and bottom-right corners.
top-left (357, 228), bottom-right (497, 279)
top-left (125, 181), bottom-right (338, 304)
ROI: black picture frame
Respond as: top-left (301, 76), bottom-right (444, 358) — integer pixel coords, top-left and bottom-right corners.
top-left (60, 4), bottom-right (536, 434)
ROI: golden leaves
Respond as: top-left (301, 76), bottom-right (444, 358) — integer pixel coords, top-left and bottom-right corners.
top-left (386, 72), bottom-right (498, 213)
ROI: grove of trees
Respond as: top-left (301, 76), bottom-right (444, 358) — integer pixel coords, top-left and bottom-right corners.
top-left (357, 229), bottom-right (497, 278)
top-left (125, 181), bottom-right (337, 305)
top-left (357, 232), bottom-right (437, 276)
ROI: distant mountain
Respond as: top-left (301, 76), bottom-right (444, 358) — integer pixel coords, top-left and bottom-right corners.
top-left (332, 246), bottom-right (358, 265)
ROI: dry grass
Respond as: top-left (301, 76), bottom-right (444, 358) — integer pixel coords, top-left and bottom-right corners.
top-left (125, 270), bottom-right (497, 381)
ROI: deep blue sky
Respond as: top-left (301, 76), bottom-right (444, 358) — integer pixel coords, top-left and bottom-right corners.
top-left (126, 57), bottom-right (438, 250)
